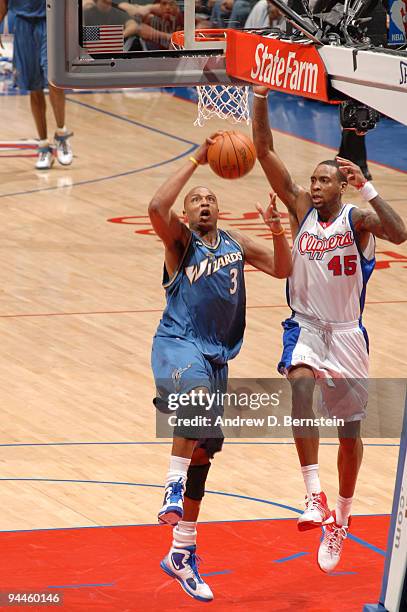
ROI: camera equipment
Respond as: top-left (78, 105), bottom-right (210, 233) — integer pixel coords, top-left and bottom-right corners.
top-left (340, 100), bottom-right (380, 134)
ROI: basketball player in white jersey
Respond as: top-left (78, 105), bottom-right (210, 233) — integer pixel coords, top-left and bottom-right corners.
top-left (252, 85), bottom-right (407, 572)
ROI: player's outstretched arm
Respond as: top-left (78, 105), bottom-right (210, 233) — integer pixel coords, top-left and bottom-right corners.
top-left (252, 85), bottom-right (309, 220)
top-left (337, 157), bottom-right (407, 244)
top-left (148, 134), bottom-right (218, 249)
top-left (229, 193), bottom-right (292, 278)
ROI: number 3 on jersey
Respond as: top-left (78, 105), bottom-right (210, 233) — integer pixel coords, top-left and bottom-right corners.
top-left (327, 255), bottom-right (357, 276)
top-left (230, 268), bottom-right (238, 294)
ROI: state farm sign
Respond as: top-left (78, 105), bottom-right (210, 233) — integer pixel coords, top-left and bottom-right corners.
top-left (226, 30), bottom-right (332, 102)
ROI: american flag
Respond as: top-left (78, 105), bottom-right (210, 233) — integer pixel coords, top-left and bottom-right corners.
top-left (82, 25), bottom-right (124, 54)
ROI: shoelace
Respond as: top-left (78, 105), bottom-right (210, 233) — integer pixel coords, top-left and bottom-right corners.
top-left (167, 479), bottom-right (184, 503)
top-left (38, 149), bottom-right (51, 162)
top-left (186, 551), bottom-right (203, 583)
top-left (325, 525), bottom-right (348, 554)
top-left (56, 133), bottom-right (73, 155)
top-left (305, 493), bottom-right (323, 512)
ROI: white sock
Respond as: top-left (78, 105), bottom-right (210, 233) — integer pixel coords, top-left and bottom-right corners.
top-left (165, 455), bottom-right (191, 487)
top-left (38, 139), bottom-right (49, 149)
top-left (336, 495), bottom-right (352, 526)
top-left (172, 520), bottom-right (197, 549)
top-left (301, 464), bottom-right (321, 496)
top-left (56, 125), bottom-right (68, 136)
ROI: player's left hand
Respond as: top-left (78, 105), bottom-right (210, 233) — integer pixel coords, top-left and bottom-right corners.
top-left (256, 192), bottom-right (283, 233)
top-left (336, 156), bottom-right (366, 188)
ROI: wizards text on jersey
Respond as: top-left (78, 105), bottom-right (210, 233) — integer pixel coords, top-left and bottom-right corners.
top-left (185, 251), bottom-right (243, 284)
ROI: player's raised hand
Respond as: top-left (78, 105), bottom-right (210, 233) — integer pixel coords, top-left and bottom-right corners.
top-left (193, 131), bottom-right (224, 165)
top-left (253, 85), bottom-right (269, 98)
top-left (336, 156), bottom-right (365, 188)
top-left (256, 192), bottom-right (284, 234)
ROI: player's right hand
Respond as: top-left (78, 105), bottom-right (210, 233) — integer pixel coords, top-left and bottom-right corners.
top-left (193, 131), bottom-right (224, 165)
top-left (253, 85), bottom-right (269, 97)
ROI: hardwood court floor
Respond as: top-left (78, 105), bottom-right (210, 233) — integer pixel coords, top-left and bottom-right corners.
top-left (0, 89), bottom-right (405, 532)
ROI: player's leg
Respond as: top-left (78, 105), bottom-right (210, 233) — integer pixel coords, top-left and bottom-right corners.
top-left (38, 17), bottom-right (73, 166)
top-left (49, 85), bottom-right (74, 166)
top-left (152, 337), bottom-right (213, 525)
top-left (288, 365), bottom-right (333, 530)
top-left (161, 445), bottom-right (218, 602)
top-left (13, 16), bottom-right (53, 169)
top-left (318, 421), bottom-right (363, 573)
top-left (317, 328), bottom-right (368, 572)
top-left (161, 436), bottom-right (223, 601)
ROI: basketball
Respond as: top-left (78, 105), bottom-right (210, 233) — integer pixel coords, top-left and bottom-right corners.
top-left (207, 131), bottom-right (257, 179)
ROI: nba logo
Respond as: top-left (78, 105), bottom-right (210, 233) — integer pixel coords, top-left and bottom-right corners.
top-left (389, 0), bottom-right (407, 45)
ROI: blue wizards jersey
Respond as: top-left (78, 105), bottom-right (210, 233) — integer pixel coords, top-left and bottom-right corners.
top-left (9, 0), bottom-right (45, 18)
top-left (155, 229), bottom-right (246, 364)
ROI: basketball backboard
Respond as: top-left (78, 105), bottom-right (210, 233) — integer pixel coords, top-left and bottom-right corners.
top-left (47, 0), bottom-right (241, 89)
top-left (47, 1), bottom-right (407, 126)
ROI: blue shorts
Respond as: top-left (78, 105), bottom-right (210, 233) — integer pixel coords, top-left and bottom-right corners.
top-left (152, 336), bottom-right (228, 452)
top-left (13, 16), bottom-right (48, 91)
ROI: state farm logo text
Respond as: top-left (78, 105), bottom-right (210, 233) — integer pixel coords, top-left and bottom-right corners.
top-left (251, 44), bottom-right (319, 94)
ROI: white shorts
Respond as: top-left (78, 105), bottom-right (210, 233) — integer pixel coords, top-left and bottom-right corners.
top-left (278, 313), bottom-right (369, 422)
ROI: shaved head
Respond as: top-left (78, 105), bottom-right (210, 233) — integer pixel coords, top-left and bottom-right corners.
top-left (184, 186), bottom-right (217, 210)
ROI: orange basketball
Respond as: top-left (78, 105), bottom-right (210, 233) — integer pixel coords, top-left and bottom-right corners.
top-left (207, 131), bottom-right (257, 179)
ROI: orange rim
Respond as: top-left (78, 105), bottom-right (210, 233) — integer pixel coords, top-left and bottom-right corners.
top-left (171, 29), bottom-right (229, 48)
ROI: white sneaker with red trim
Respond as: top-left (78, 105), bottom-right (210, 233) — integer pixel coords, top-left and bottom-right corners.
top-left (318, 512), bottom-right (351, 573)
top-left (297, 491), bottom-right (334, 531)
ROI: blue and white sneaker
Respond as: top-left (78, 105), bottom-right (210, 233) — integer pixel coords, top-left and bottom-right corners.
top-left (160, 545), bottom-right (214, 602)
top-left (35, 146), bottom-right (54, 170)
top-left (54, 131), bottom-right (73, 166)
top-left (158, 478), bottom-right (185, 525)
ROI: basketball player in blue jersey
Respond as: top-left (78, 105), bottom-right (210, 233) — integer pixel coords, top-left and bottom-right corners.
top-left (149, 133), bottom-right (292, 602)
top-left (0, 0), bottom-right (73, 170)
top-left (252, 86), bottom-right (407, 573)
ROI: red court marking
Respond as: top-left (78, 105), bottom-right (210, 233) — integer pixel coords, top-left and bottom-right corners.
top-left (0, 300), bottom-right (405, 320)
top-left (1, 516), bottom-right (387, 611)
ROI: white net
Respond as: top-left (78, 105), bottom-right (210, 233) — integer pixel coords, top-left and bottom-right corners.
top-left (194, 84), bottom-right (250, 127)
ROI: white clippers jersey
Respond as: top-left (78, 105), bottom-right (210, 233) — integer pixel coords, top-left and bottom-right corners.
top-left (288, 204), bottom-right (375, 323)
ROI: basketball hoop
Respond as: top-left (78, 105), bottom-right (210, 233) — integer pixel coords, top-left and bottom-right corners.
top-left (171, 29), bottom-right (250, 127)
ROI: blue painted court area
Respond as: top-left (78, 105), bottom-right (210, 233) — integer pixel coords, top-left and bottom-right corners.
top-left (171, 87), bottom-right (407, 173)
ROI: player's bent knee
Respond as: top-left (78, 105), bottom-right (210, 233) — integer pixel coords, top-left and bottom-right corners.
top-left (202, 437), bottom-right (224, 458)
top-left (185, 463), bottom-right (211, 501)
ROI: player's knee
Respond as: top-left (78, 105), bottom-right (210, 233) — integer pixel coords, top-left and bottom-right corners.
top-left (338, 421), bottom-right (361, 448)
top-left (339, 436), bottom-right (362, 453)
top-left (185, 463), bottom-right (211, 501)
top-left (201, 437), bottom-right (224, 458)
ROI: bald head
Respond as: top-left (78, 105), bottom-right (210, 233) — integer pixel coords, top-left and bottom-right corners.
top-left (184, 186), bottom-right (217, 211)
top-left (183, 185), bottom-right (219, 231)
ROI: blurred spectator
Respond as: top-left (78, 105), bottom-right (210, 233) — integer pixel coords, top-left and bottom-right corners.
top-left (210, 0), bottom-right (233, 28)
top-left (245, 0), bottom-right (285, 28)
top-left (119, 0), bottom-right (183, 49)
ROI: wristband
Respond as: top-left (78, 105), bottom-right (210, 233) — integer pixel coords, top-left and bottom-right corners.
top-left (271, 227), bottom-right (285, 236)
top-left (253, 92), bottom-right (268, 99)
top-left (358, 181), bottom-right (378, 201)
top-left (189, 156), bottom-right (200, 167)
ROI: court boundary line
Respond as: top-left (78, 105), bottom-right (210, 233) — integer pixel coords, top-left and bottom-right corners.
top-left (0, 441), bottom-right (399, 447)
top-left (0, 300), bottom-right (405, 319)
top-left (0, 477), bottom-right (387, 556)
top-left (0, 97), bottom-right (198, 199)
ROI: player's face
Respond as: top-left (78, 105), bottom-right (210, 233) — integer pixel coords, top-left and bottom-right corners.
top-left (184, 187), bottom-right (219, 232)
top-left (310, 165), bottom-right (345, 210)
